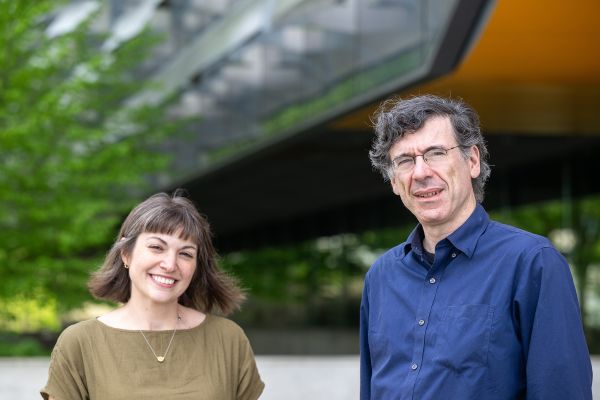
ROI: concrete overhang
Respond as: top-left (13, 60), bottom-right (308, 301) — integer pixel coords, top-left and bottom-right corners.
top-left (172, 0), bottom-right (600, 251)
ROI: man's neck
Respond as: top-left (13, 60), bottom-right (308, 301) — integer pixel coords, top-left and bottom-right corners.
top-left (421, 200), bottom-right (477, 253)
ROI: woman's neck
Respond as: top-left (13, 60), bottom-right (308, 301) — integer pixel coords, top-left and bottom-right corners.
top-left (121, 301), bottom-right (181, 330)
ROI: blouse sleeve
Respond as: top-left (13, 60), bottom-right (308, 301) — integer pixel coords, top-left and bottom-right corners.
top-left (40, 327), bottom-right (89, 400)
top-left (236, 332), bottom-right (265, 400)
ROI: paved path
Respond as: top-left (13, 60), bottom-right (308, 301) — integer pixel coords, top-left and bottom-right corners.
top-left (2, 356), bottom-right (598, 399)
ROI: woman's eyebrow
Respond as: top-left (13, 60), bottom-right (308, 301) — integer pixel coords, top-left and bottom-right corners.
top-left (146, 236), bottom-right (167, 244)
top-left (146, 236), bottom-right (197, 250)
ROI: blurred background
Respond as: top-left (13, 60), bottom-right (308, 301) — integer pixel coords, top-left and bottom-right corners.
top-left (1, 0), bottom-right (599, 397)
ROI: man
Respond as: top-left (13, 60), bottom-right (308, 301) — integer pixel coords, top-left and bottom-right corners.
top-left (360, 94), bottom-right (592, 399)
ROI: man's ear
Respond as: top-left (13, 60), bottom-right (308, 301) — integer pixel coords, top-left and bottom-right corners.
top-left (390, 175), bottom-right (401, 196)
top-left (468, 145), bottom-right (481, 179)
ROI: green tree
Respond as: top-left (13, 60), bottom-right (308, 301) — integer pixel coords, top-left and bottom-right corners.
top-left (0, 1), bottom-right (188, 328)
top-left (221, 226), bottom-right (414, 328)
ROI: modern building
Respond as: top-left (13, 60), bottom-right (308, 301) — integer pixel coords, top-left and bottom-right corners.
top-left (51, 0), bottom-right (600, 250)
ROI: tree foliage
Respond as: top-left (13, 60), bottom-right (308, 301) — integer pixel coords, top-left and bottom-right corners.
top-left (222, 226), bottom-right (414, 328)
top-left (0, 1), bottom-right (187, 321)
top-left (223, 197), bottom-right (600, 331)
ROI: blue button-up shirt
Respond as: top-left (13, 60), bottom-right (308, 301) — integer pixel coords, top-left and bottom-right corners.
top-left (360, 204), bottom-right (592, 399)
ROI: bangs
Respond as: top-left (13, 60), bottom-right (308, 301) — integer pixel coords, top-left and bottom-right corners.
top-left (142, 207), bottom-right (203, 243)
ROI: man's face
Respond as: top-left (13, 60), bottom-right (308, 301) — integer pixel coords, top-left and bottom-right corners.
top-left (388, 116), bottom-right (480, 232)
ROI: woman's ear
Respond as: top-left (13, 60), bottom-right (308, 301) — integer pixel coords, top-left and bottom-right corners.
top-left (121, 254), bottom-right (129, 268)
top-left (120, 237), bottom-right (129, 267)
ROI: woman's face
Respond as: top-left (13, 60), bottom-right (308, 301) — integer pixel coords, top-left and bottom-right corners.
top-left (123, 231), bottom-right (197, 306)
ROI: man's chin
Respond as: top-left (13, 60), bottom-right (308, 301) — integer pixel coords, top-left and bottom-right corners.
top-left (415, 209), bottom-right (447, 225)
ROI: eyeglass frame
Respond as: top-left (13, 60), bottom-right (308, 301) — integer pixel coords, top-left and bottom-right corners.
top-left (389, 145), bottom-right (467, 174)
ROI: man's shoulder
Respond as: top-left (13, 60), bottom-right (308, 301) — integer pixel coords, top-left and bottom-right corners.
top-left (486, 219), bottom-right (553, 250)
top-left (367, 242), bottom-right (407, 275)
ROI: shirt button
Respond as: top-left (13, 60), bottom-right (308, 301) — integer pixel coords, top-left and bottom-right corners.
top-left (451, 252), bottom-right (457, 258)
top-left (429, 277), bottom-right (436, 284)
top-left (418, 319), bottom-right (425, 326)
top-left (411, 363), bottom-right (418, 370)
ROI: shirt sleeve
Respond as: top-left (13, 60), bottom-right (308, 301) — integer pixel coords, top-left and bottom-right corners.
top-left (359, 276), bottom-right (372, 400)
top-left (514, 245), bottom-right (593, 400)
top-left (236, 331), bottom-right (265, 400)
top-left (40, 328), bottom-right (89, 400)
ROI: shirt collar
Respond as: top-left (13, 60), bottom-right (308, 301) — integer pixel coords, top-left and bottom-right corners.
top-left (446, 203), bottom-right (489, 258)
top-left (401, 203), bottom-right (489, 258)
top-left (402, 225), bottom-right (422, 256)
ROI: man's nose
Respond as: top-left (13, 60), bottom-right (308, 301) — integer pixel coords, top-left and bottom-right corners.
top-left (412, 155), bottom-right (432, 178)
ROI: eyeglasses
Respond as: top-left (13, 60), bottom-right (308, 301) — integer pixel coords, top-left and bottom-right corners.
top-left (391, 145), bottom-right (464, 174)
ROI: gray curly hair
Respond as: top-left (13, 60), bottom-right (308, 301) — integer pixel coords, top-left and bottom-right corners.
top-left (369, 94), bottom-right (491, 203)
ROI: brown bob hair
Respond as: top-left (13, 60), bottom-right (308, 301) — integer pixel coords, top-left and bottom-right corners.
top-left (88, 189), bottom-right (244, 315)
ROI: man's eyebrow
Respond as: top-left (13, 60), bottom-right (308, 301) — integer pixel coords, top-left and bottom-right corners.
top-left (394, 145), bottom-right (446, 158)
top-left (423, 145), bottom-right (448, 152)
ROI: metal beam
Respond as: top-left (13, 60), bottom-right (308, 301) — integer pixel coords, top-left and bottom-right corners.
top-left (128, 0), bottom-right (305, 107)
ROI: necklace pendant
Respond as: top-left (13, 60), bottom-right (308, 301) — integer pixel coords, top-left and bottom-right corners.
top-left (156, 356), bottom-right (165, 362)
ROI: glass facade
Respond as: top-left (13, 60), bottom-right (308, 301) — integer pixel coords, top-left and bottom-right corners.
top-left (51, 0), bottom-right (464, 176)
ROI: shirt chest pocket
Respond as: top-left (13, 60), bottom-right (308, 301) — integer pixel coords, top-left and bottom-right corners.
top-left (432, 304), bottom-right (494, 372)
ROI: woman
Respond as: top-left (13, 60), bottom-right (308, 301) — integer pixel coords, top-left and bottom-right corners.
top-left (41, 190), bottom-right (264, 399)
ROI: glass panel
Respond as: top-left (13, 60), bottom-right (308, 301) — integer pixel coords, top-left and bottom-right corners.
top-left (53, 0), bottom-right (464, 177)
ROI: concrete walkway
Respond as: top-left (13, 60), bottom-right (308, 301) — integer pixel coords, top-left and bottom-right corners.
top-left (2, 355), bottom-right (598, 399)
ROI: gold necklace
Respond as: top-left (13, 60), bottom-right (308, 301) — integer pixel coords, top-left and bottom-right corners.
top-left (139, 314), bottom-right (181, 363)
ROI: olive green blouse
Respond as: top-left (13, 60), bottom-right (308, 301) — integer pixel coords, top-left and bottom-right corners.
top-left (41, 314), bottom-right (264, 400)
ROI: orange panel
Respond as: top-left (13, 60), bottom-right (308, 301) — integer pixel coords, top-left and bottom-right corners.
top-left (331, 0), bottom-right (600, 135)
top-left (456, 0), bottom-right (600, 84)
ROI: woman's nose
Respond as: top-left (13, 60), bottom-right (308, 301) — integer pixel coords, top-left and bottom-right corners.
top-left (160, 253), bottom-right (177, 271)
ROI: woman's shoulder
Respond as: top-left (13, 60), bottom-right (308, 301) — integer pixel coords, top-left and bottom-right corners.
top-left (199, 314), bottom-right (249, 341)
top-left (206, 313), bottom-right (243, 330)
top-left (53, 319), bottom-right (101, 359)
top-left (177, 305), bottom-right (243, 334)
top-left (194, 315), bottom-right (255, 358)
top-left (60, 318), bottom-right (99, 338)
